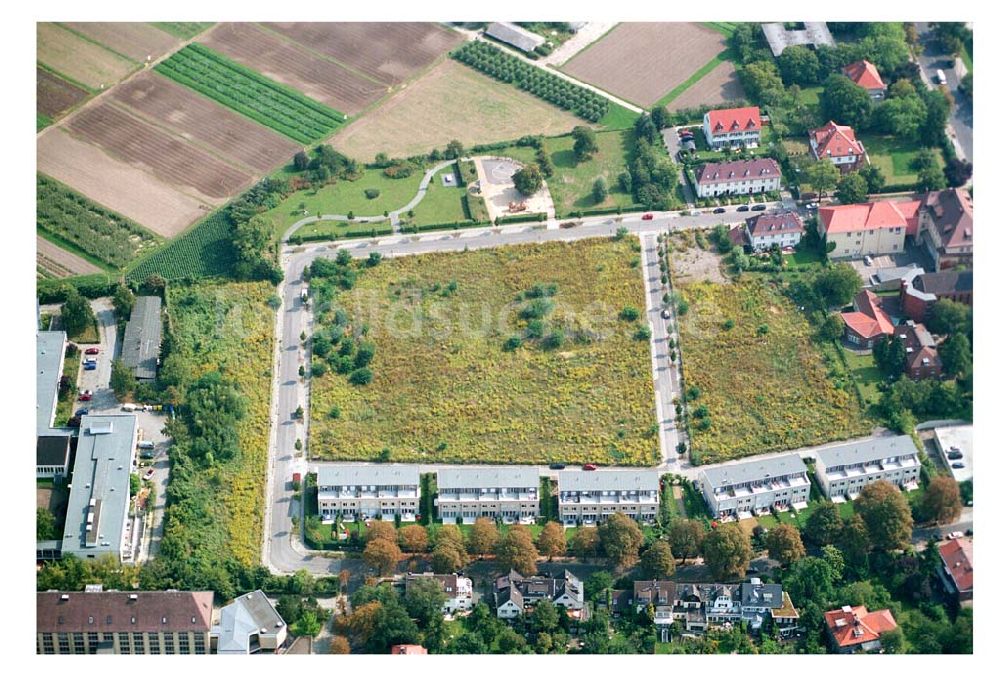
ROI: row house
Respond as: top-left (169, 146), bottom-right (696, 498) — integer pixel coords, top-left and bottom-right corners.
top-left (317, 464), bottom-right (420, 522)
top-left (818, 200), bottom-right (919, 258)
top-left (37, 589), bottom-right (213, 655)
top-left (494, 570), bottom-right (584, 619)
top-left (404, 573), bottom-right (475, 615)
top-left (699, 453), bottom-right (810, 519)
top-left (693, 158), bottom-right (782, 198)
top-left (894, 320), bottom-right (942, 380)
top-left (917, 188), bottom-right (973, 271)
top-left (809, 121), bottom-right (867, 173)
top-left (702, 106), bottom-right (762, 149)
top-left (557, 470), bottom-right (659, 526)
top-left (435, 466), bottom-right (539, 524)
top-left (900, 270), bottom-right (973, 323)
top-left (814, 435), bottom-right (921, 501)
top-left (744, 211), bottom-right (804, 252)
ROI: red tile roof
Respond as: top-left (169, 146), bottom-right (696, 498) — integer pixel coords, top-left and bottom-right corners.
top-left (391, 644), bottom-right (428, 654)
top-left (37, 591), bottom-right (214, 634)
top-left (939, 538), bottom-right (973, 593)
top-left (843, 60), bottom-right (886, 90)
top-left (706, 106), bottom-right (761, 134)
top-left (841, 290), bottom-right (894, 340)
top-left (695, 158), bottom-right (781, 186)
top-left (825, 605), bottom-right (898, 649)
top-left (819, 200), bottom-right (921, 236)
top-left (810, 121), bottom-right (865, 160)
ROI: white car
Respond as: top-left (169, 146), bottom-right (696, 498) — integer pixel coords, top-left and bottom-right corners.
top-left (946, 531), bottom-right (964, 540)
top-left (690, 210), bottom-right (702, 216)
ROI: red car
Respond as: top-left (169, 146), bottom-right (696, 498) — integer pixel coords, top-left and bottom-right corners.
top-left (84, 347), bottom-right (100, 355)
top-left (78, 391), bottom-right (92, 402)
top-left (582, 463), bottom-right (598, 471)
top-left (641, 213), bottom-right (654, 220)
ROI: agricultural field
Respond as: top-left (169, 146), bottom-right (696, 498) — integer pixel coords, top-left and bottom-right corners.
top-left (37, 128), bottom-right (211, 238)
top-left (62, 22), bottom-right (181, 63)
top-left (151, 22), bottom-right (214, 40)
top-left (156, 43), bottom-right (345, 144)
top-left (262, 22), bottom-right (462, 86)
top-left (65, 100), bottom-right (254, 202)
top-left (37, 236), bottom-right (102, 279)
top-left (561, 23), bottom-right (730, 108)
top-left (126, 211), bottom-right (235, 283)
top-left (665, 60), bottom-right (745, 110)
top-left (675, 278), bottom-right (871, 464)
top-left (200, 22), bottom-right (385, 116)
top-left (36, 67), bottom-right (88, 122)
top-left (111, 72), bottom-right (300, 174)
top-left (37, 22), bottom-right (136, 90)
top-left (309, 238), bottom-right (658, 466)
top-left (331, 59), bottom-right (583, 161)
top-left (37, 174), bottom-right (161, 270)
top-left (164, 281), bottom-right (275, 566)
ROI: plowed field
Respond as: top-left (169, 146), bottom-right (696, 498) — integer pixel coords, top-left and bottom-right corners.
top-left (37, 67), bottom-right (88, 118)
top-left (62, 22), bottom-right (180, 63)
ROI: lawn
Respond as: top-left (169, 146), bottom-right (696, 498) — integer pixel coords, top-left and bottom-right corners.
top-left (839, 348), bottom-right (883, 406)
top-left (405, 181), bottom-right (469, 227)
top-left (541, 129), bottom-right (641, 214)
top-left (756, 499), bottom-right (854, 530)
top-left (290, 220), bottom-right (393, 242)
top-left (309, 237), bottom-right (658, 465)
top-left (675, 278), bottom-right (871, 464)
top-left (863, 135), bottom-right (943, 186)
top-left (53, 352), bottom-right (80, 426)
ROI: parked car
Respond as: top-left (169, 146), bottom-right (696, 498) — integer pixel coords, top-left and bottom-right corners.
top-left (137, 440), bottom-right (155, 450)
top-left (736, 205), bottom-right (750, 212)
top-left (74, 408), bottom-right (89, 417)
top-left (946, 531), bottom-right (964, 540)
top-left (582, 463), bottom-right (598, 471)
top-left (690, 210), bottom-right (702, 216)
top-left (951, 462), bottom-right (965, 469)
top-left (84, 347), bottom-right (100, 355)
top-left (806, 202), bottom-right (818, 210)
top-left (143, 468), bottom-right (155, 481)
top-left (548, 463), bottom-right (566, 470)
top-left (78, 391), bottom-right (92, 402)
top-left (751, 204), bottom-right (767, 211)
top-left (935, 68), bottom-right (947, 84)
top-left (863, 255), bottom-right (874, 266)
top-left (713, 207), bottom-right (726, 214)
top-left (661, 308), bottom-right (671, 319)
top-left (641, 213), bottom-right (654, 220)
top-left (83, 362), bottom-right (97, 371)
top-left (947, 450), bottom-right (963, 460)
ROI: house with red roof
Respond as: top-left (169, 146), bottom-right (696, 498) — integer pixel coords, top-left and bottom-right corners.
top-left (938, 538), bottom-right (973, 602)
top-left (824, 605), bottom-right (898, 653)
top-left (818, 199), bottom-right (920, 258)
top-left (693, 158), bottom-right (781, 198)
top-left (703, 106), bottom-right (762, 149)
top-left (841, 290), bottom-right (894, 349)
top-left (809, 121), bottom-right (867, 173)
top-left (843, 60), bottom-right (887, 99)
top-left (916, 188), bottom-right (973, 271)
top-left (894, 320), bottom-right (942, 380)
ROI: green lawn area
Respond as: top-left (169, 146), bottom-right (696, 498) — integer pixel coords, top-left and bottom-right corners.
top-left (309, 237), bottom-right (658, 466)
top-left (655, 54), bottom-right (726, 109)
top-left (53, 352), bottom-right (81, 426)
top-left (405, 181), bottom-right (469, 227)
top-left (798, 85), bottom-right (822, 107)
top-left (959, 39), bottom-right (973, 75)
top-left (599, 102), bottom-right (642, 131)
top-left (686, 125), bottom-right (776, 164)
top-left (541, 129), bottom-right (642, 215)
top-left (37, 113), bottom-right (51, 131)
top-left (757, 499), bottom-right (854, 530)
top-left (863, 135), bottom-right (943, 186)
top-left (785, 249), bottom-right (824, 270)
top-left (703, 22), bottom-right (739, 37)
top-left (840, 349), bottom-right (883, 406)
top-left (291, 220), bottom-right (393, 241)
top-left (69, 318), bottom-right (100, 345)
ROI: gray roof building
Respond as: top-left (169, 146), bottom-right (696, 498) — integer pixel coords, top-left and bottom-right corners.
top-left (121, 296), bottom-right (162, 381)
top-left (701, 454), bottom-right (807, 492)
top-left (437, 466), bottom-right (539, 490)
top-left (485, 22), bottom-right (546, 52)
top-left (558, 469), bottom-right (660, 493)
top-left (37, 331), bottom-right (67, 434)
top-left (60, 415), bottom-right (138, 561)
top-left (816, 435), bottom-right (919, 468)
top-left (761, 22), bottom-right (836, 57)
top-left (211, 590), bottom-right (287, 655)
top-left (37, 435), bottom-right (72, 469)
top-left (317, 464), bottom-right (420, 488)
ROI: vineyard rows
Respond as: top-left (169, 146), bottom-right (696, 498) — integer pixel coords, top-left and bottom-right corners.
top-left (452, 41), bottom-right (609, 123)
top-left (127, 210), bottom-right (235, 282)
top-left (156, 44), bottom-right (345, 144)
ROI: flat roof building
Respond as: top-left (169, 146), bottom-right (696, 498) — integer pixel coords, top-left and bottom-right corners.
top-left (436, 466), bottom-right (539, 524)
top-left (121, 295), bottom-right (162, 381)
top-left (317, 464), bottom-right (421, 522)
top-left (814, 435), bottom-right (921, 500)
top-left (932, 424), bottom-right (973, 483)
top-left (211, 590), bottom-right (287, 655)
top-left (557, 470), bottom-right (660, 526)
top-left (37, 434), bottom-right (72, 478)
top-left (60, 415), bottom-right (138, 562)
top-left (37, 330), bottom-right (67, 434)
top-left (699, 453), bottom-right (810, 518)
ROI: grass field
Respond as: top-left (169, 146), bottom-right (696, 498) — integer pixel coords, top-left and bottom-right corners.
top-left (676, 278), bottom-right (871, 464)
top-left (290, 220), bottom-right (393, 241)
top-left (864, 135), bottom-right (943, 186)
top-left (405, 181), bottom-right (469, 227)
top-left (309, 238), bottom-right (658, 465)
top-left (839, 347), bottom-right (883, 406)
top-left (542, 130), bottom-right (640, 214)
top-left (156, 44), bottom-right (344, 144)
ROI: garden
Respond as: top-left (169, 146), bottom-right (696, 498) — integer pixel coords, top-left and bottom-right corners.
top-left (308, 237), bottom-right (659, 466)
top-left (863, 135), bottom-right (944, 188)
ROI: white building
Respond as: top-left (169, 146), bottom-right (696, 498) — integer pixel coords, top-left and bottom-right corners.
top-left (694, 158), bottom-right (781, 198)
top-left (557, 470), bottom-right (659, 526)
top-left (702, 106), bottom-right (762, 149)
top-left (745, 211), bottom-right (804, 252)
top-left (404, 573), bottom-right (474, 615)
top-left (699, 454), bottom-right (810, 519)
top-left (435, 466), bottom-right (539, 524)
top-left (814, 435), bottom-right (921, 501)
top-left (211, 591), bottom-right (287, 655)
top-left (317, 464), bottom-right (420, 522)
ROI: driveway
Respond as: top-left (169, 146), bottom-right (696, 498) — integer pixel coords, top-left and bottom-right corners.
top-left (913, 22), bottom-right (973, 165)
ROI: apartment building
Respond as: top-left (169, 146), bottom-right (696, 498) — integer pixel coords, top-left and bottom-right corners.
top-left (699, 453), bottom-right (810, 519)
top-left (557, 470), bottom-right (659, 526)
top-left (745, 211), bottom-right (804, 251)
top-left (693, 158), bottom-right (782, 198)
top-left (37, 589), bottom-right (213, 654)
top-left (317, 464), bottom-right (420, 522)
top-left (211, 590), bottom-right (287, 655)
top-left (917, 188), bottom-right (973, 271)
top-left (435, 466), bottom-right (539, 524)
top-left (818, 200), bottom-right (919, 258)
top-left (814, 435), bottom-right (921, 500)
top-left (404, 573), bottom-right (474, 614)
top-left (702, 106), bottom-right (762, 149)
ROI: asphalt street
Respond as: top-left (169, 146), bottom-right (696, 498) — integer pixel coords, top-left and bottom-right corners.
top-left (914, 22), bottom-right (973, 165)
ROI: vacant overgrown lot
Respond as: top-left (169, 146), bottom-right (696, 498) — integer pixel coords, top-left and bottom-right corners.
top-left (676, 278), bottom-right (870, 464)
top-left (310, 238), bottom-right (658, 466)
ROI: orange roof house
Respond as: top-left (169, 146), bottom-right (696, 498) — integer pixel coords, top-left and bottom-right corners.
top-left (703, 106), bottom-right (763, 148)
top-left (819, 200), bottom-right (922, 238)
top-left (824, 605), bottom-right (898, 653)
top-left (843, 60), bottom-right (886, 96)
top-left (841, 290), bottom-right (894, 349)
top-left (391, 644), bottom-right (428, 654)
top-left (809, 121), bottom-right (867, 171)
top-left (938, 538), bottom-right (973, 600)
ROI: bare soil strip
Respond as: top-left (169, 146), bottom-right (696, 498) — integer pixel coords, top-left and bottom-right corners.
top-left (37, 236), bottom-right (102, 277)
top-left (37, 67), bottom-right (89, 118)
top-left (62, 22), bottom-right (180, 63)
top-left (37, 23), bottom-right (136, 90)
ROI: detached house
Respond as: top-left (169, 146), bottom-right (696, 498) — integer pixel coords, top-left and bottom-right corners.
top-left (840, 290), bottom-right (894, 349)
top-left (809, 121), bottom-right (867, 172)
top-left (824, 605), bottom-right (898, 653)
top-left (937, 538), bottom-right (973, 602)
top-left (494, 570), bottom-right (584, 619)
top-left (843, 60), bottom-right (886, 99)
top-left (744, 211), bottom-right (804, 251)
top-left (818, 200), bottom-right (919, 258)
top-left (894, 320), bottom-right (942, 380)
top-left (916, 188), bottom-right (973, 271)
top-left (814, 435), bottom-right (921, 501)
top-left (404, 573), bottom-right (474, 614)
top-left (703, 106), bottom-right (762, 149)
top-left (900, 269), bottom-right (973, 323)
top-left (694, 158), bottom-right (781, 198)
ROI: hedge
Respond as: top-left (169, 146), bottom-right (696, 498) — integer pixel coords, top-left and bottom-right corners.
top-left (38, 273), bottom-right (118, 304)
top-left (495, 212), bottom-right (546, 225)
top-left (567, 205), bottom-right (626, 218)
top-left (399, 220), bottom-right (487, 233)
top-left (289, 224), bottom-right (393, 243)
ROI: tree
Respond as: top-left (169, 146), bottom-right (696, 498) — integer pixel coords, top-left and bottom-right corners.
top-left (532, 599), bottom-right (560, 634)
top-left (702, 524), bottom-right (751, 580)
top-left (813, 262), bottom-right (862, 307)
top-left (806, 159), bottom-right (840, 200)
top-left (931, 22), bottom-right (972, 56)
top-left (668, 518), bottom-right (705, 563)
top-left (403, 577), bottom-right (447, 628)
top-left (536, 521), bottom-right (567, 561)
top-left (111, 283), bottom-right (135, 321)
top-left (944, 158), bottom-right (973, 187)
top-left (363, 539), bottom-right (402, 577)
top-left (398, 524), bottom-right (429, 553)
top-left (640, 540), bottom-right (676, 579)
top-left (804, 501), bottom-right (843, 545)
top-left (293, 150), bottom-right (310, 171)
top-left (925, 299), bottom-right (971, 336)
top-left (512, 163), bottom-right (544, 196)
top-left (650, 105), bottom-right (673, 130)
top-left (874, 95), bottom-right (927, 139)
top-left (495, 524), bottom-right (539, 575)
top-left (778, 45), bottom-right (821, 85)
top-left (366, 521), bottom-right (397, 544)
top-left (444, 139), bottom-right (465, 160)
top-left (741, 60), bottom-right (785, 105)
top-left (592, 176), bottom-right (608, 204)
top-left (855, 480), bottom-right (913, 550)
top-left (889, 79), bottom-right (917, 99)
top-left (820, 75), bottom-right (873, 129)
top-left (917, 163), bottom-right (947, 192)
top-left (765, 524), bottom-right (806, 567)
top-left (873, 335), bottom-right (907, 379)
top-left (859, 163), bottom-right (886, 194)
top-left (598, 513), bottom-right (644, 570)
top-left (431, 543), bottom-right (467, 574)
top-left (939, 333), bottom-right (972, 377)
top-left (110, 359), bottom-right (137, 399)
top-left (468, 517), bottom-right (499, 556)
top-left (572, 126), bottom-right (598, 160)
top-left (819, 313), bottom-right (845, 342)
top-left (921, 476), bottom-right (963, 524)
top-left (60, 287), bottom-right (96, 339)
top-left (329, 636), bottom-right (350, 654)
top-left (571, 527), bottom-right (600, 559)
top-left (293, 610), bottom-right (323, 637)
top-left (434, 524), bottom-right (465, 551)
top-left (37, 507), bottom-right (57, 540)
top-left (880, 627), bottom-right (905, 654)
top-left (836, 172), bottom-right (869, 204)
top-left (782, 556), bottom-right (837, 605)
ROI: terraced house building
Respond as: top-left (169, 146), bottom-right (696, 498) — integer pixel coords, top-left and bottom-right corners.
top-left (702, 106), bottom-right (762, 149)
top-left (557, 470), bottom-right (659, 526)
top-left (693, 158), bottom-right (781, 198)
top-left (435, 467), bottom-right (539, 524)
top-left (814, 435), bottom-right (921, 500)
top-left (317, 464), bottom-right (420, 522)
top-left (699, 453), bottom-right (810, 518)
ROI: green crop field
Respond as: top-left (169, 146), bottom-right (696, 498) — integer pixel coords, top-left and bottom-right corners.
top-left (676, 278), bottom-right (871, 464)
top-left (37, 174), bottom-right (161, 270)
top-left (309, 237), bottom-right (658, 466)
top-left (127, 210), bottom-right (235, 282)
top-left (156, 43), bottom-right (344, 144)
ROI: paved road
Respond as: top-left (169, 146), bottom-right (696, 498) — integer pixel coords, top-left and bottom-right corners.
top-left (913, 22), bottom-right (973, 166)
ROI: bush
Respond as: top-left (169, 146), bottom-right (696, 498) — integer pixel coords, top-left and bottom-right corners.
top-left (348, 368), bottom-right (373, 385)
top-left (364, 188), bottom-right (381, 199)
